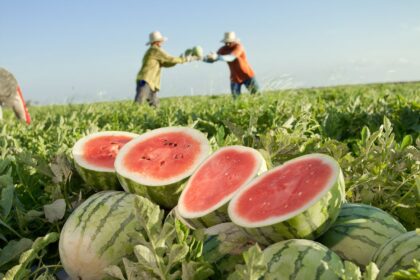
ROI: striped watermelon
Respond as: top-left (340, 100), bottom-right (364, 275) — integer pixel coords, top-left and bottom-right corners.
top-left (115, 127), bottom-right (211, 209)
top-left (372, 230), bottom-right (420, 279)
top-left (318, 203), bottom-right (407, 267)
top-left (72, 131), bottom-right (138, 190)
top-left (203, 222), bottom-right (256, 263)
top-left (59, 191), bottom-right (139, 280)
top-left (263, 239), bottom-right (344, 280)
top-left (228, 153), bottom-right (345, 244)
top-left (177, 146), bottom-right (266, 228)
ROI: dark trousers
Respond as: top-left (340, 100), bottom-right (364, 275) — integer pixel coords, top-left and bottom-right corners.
top-left (134, 80), bottom-right (159, 107)
top-left (230, 77), bottom-right (260, 98)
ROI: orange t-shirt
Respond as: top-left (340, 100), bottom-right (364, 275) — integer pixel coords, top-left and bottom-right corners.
top-left (217, 43), bottom-right (255, 83)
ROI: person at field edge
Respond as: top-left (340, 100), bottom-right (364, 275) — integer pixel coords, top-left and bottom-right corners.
top-left (135, 31), bottom-right (199, 107)
top-left (0, 67), bottom-right (31, 124)
top-left (209, 31), bottom-right (259, 99)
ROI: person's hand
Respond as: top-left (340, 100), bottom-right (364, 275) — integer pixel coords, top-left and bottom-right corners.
top-left (185, 55), bottom-right (199, 62)
top-left (203, 52), bottom-right (218, 63)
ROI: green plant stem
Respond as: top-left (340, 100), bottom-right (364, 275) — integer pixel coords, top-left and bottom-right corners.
top-left (0, 218), bottom-right (23, 238)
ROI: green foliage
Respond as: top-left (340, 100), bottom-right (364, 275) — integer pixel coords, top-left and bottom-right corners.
top-left (0, 82), bottom-right (419, 277)
top-left (226, 244), bottom-right (266, 280)
top-left (105, 196), bottom-right (213, 280)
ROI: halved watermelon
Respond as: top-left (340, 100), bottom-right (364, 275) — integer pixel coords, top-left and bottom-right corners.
top-left (177, 146), bottom-right (266, 228)
top-left (114, 127), bottom-right (211, 209)
top-left (72, 131), bottom-right (139, 190)
top-left (228, 153), bottom-right (345, 244)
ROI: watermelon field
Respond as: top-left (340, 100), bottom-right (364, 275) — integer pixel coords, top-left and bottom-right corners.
top-left (0, 82), bottom-right (419, 279)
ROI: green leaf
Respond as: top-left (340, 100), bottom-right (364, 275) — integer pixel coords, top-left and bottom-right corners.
top-left (0, 185), bottom-right (14, 218)
top-left (363, 262), bottom-right (379, 280)
top-left (3, 232), bottom-right (59, 280)
top-left (123, 258), bottom-right (155, 280)
top-left (43, 198), bottom-right (66, 223)
top-left (342, 261), bottom-right (362, 280)
top-left (361, 126), bottom-right (371, 144)
top-left (133, 244), bottom-right (159, 272)
top-left (182, 261), bottom-right (214, 280)
top-left (167, 244), bottom-right (189, 270)
top-left (104, 265), bottom-right (126, 280)
top-left (0, 238), bottom-right (33, 267)
top-left (49, 154), bottom-right (72, 184)
top-left (227, 244), bottom-right (266, 280)
top-left (400, 135), bottom-right (413, 150)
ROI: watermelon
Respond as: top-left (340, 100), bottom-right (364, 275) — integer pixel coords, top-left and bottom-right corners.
top-left (202, 222), bottom-right (256, 263)
top-left (184, 46), bottom-right (203, 58)
top-left (228, 153), bottom-right (345, 244)
top-left (114, 127), bottom-right (211, 209)
top-left (72, 131), bottom-right (138, 190)
top-left (318, 203), bottom-right (407, 267)
top-left (177, 146), bottom-right (267, 228)
top-left (59, 191), bottom-right (139, 280)
top-left (372, 230), bottom-right (420, 279)
top-left (262, 239), bottom-right (344, 280)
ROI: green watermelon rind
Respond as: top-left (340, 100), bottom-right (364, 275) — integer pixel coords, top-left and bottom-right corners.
top-left (229, 153), bottom-right (346, 244)
top-left (59, 191), bottom-right (139, 280)
top-left (72, 131), bottom-right (139, 191)
top-left (178, 146), bottom-right (267, 228)
top-left (74, 161), bottom-right (121, 190)
top-left (117, 173), bottom-right (187, 209)
top-left (263, 239), bottom-right (344, 280)
top-left (372, 230), bottom-right (420, 279)
top-left (318, 203), bottom-right (407, 267)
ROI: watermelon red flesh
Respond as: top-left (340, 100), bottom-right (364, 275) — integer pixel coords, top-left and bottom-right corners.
top-left (122, 131), bottom-right (202, 181)
top-left (182, 148), bottom-right (259, 212)
top-left (83, 136), bottom-right (133, 169)
top-left (234, 158), bottom-right (333, 223)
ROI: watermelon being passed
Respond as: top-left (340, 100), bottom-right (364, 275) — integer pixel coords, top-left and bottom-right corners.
top-left (373, 230), bottom-right (420, 279)
top-left (115, 127), bottom-right (211, 209)
top-left (72, 131), bottom-right (138, 190)
top-left (228, 153), bottom-right (345, 244)
top-left (262, 239), bottom-right (343, 280)
top-left (177, 146), bottom-right (267, 228)
top-left (318, 203), bottom-right (407, 267)
top-left (59, 191), bottom-right (139, 280)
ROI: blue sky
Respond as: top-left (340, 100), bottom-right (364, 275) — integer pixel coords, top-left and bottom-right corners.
top-left (1, 1), bottom-right (420, 104)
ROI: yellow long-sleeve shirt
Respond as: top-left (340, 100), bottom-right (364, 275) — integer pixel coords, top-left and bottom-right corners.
top-left (136, 45), bottom-right (186, 91)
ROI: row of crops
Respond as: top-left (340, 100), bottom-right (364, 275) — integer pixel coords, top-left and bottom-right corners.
top-left (0, 82), bottom-right (419, 279)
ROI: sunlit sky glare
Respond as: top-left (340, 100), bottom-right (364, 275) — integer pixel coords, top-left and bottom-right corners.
top-left (1, 0), bottom-right (420, 104)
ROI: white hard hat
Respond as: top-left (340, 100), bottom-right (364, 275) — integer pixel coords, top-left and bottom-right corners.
top-left (146, 31), bottom-right (168, 46)
top-left (221, 31), bottom-right (240, 43)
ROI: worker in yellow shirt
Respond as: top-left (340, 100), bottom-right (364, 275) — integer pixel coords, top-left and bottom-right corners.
top-left (135, 31), bottom-right (198, 107)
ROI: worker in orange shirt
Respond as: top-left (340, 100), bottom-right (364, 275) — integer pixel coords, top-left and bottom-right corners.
top-left (205, 32), bottom-right (259, 98)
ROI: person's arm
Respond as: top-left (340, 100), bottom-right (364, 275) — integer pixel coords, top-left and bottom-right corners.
top-left (157, 49), bottom-right (187, 68)
top-left (216, 45), bottom-right (241, 62)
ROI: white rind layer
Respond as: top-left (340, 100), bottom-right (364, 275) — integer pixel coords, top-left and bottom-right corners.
top-left (72, 131), bottom-right (139, 172)
top-left (177, 145), bottom-right (267, 219)
top-left (228, 153), bottom-right (341, 228)
top-left (115, 127), bottom-right (211, 186)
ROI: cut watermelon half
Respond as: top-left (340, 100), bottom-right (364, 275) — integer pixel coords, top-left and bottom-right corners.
top-left (228, 153), bottom-right (345, 244)
top-left (114, 127), bottom-right (211, 209)
top-left (72, 131), bottom-right (139, 190)
top-left (177, 146), bottom-right (266, 228)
